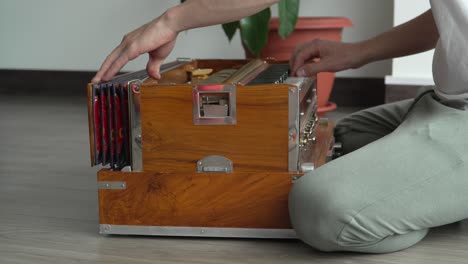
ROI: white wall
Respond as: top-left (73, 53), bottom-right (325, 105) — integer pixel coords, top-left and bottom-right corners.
top-left (0, 0), bottom-right (393, 78)
top-left (386, 0), bottom-right (435, 85)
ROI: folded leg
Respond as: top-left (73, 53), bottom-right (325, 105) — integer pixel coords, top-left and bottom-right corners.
top-left (290, 93), bottom-right (468, 253)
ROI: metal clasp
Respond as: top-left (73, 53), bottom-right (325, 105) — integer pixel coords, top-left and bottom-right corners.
top-left (197, 155), bottom-right (233, 173)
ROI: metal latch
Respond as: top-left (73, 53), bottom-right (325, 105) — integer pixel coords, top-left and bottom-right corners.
top-left (193, 85), bottom-right (237, 125)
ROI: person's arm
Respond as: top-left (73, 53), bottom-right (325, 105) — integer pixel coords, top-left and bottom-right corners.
top-left (290, 10), bottom-right (439, 77)
top-left (92, 0), bottom-right (279, 83)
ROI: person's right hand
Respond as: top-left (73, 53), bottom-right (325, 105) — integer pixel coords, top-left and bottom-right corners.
top-left (289, 39), bottom-right (367, 77)
top-left (92, 15), bottom-right (178, 83)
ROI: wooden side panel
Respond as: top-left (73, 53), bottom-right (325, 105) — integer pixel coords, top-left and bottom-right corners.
top-left (314, 120), bottom-right (335, 167)
top-left (140, 84), bottom-right (291, 173)
top-left (97, 120), bottom-right (335, 229)
top-left (98, 170), bottom-right (295, 229)
top-left (86, 84), bottom-right (95, 166)
top-left (301, 119), bottom-right (335, 168)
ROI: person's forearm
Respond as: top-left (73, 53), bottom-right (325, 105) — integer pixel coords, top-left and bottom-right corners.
top-left (358, 10), bottom-right (439, 65)
top-left (162, 0), bottom-right (280, 33)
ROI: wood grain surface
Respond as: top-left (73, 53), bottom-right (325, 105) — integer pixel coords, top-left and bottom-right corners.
top-left (140, 84), bottom-right (291, 172)
top-left (99, 104), bottom-right (335, 230)
top-left (98, 170), bottom-right (298, 228)
top-left (86, 84), bottom-right (95, 165)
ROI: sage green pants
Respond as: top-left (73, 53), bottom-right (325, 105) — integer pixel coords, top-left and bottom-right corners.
top-left (289, 90), bottom-right (468, 253)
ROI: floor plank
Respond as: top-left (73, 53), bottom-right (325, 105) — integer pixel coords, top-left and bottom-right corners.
top-left (1, 95), bottom-right (467, 263)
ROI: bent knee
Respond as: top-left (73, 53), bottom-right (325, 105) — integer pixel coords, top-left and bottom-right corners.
top-left (289, 176), bottom-right (427, 253)
top-left (288, 173), bottom-right (359, 251)
top-left (288, 173), bottom-right (386, 252)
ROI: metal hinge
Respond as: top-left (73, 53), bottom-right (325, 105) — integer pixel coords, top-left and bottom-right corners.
top-left (98, 181), bottom-right (127, 190)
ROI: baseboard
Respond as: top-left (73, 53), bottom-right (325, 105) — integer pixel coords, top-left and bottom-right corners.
top-left (330, 77), bottom-right (385, 107)
top-left (0, 69), bottom-right (95, 96)
top-left (384, 84), bottom-right (434, 103)
top-left (0, 69), bottom-right (386, 106)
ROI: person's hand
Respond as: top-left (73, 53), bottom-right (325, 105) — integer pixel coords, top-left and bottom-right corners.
top-left (289, 39), bottom-right (366, 77)
top-left (92, 16), bottom-right (178, 83)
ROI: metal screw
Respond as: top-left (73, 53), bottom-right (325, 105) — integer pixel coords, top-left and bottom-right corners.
top-left (291, 176), bottom-right (300, 182)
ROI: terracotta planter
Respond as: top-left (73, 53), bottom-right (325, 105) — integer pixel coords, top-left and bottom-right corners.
top-left (245, 17), bottom-right (352, 115)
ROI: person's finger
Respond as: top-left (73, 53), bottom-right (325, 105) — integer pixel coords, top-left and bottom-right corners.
top-left (146, 39), bottom-right (176, 79)
top-left (290, 42), bottom-right (317, 75)
top-left (290, 39), bottom-right (322, 76)
top-left (101, 41), bottom-right (142, 81)
top-left (296, 61), bottom-right (331, 77)
top-left (92, 45), bottom-right (125, 83)
top-left (289, 42), bottom-right (308, 72)
top-left (101, 53), bottom-right (132, 82)
top-left (146, 55), bottom-right (162, 79)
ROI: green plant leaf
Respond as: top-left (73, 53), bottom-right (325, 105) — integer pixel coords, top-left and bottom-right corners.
top-left (222, 21), bottom-right (240, 42)
top-left (240, 8), bottom-right (271, 57)
top-left (278, 0), bottom-right (299, 39)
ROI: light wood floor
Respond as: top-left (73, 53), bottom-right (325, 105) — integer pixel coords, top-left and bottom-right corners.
top-left (1, 95), bottom-right (468, 264)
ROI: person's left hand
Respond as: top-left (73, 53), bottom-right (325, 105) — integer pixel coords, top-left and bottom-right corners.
top-left (289, 39), bottom-right (365, 77)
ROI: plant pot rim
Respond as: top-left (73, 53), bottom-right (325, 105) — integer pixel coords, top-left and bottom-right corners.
top-left (270, 17), bottom-right (352, 30)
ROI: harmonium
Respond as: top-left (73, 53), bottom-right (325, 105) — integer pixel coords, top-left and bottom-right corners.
top-left (87, 58), bottom-right (336, 239)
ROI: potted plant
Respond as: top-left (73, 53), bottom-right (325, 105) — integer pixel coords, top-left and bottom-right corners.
top-left (221, 0), bottom-right (301, 57)
top-left (182, 0), bottom-right (352, 114)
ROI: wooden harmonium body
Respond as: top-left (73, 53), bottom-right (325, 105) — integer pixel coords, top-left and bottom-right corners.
top-left (87, 59), bottom-right (334, 239)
